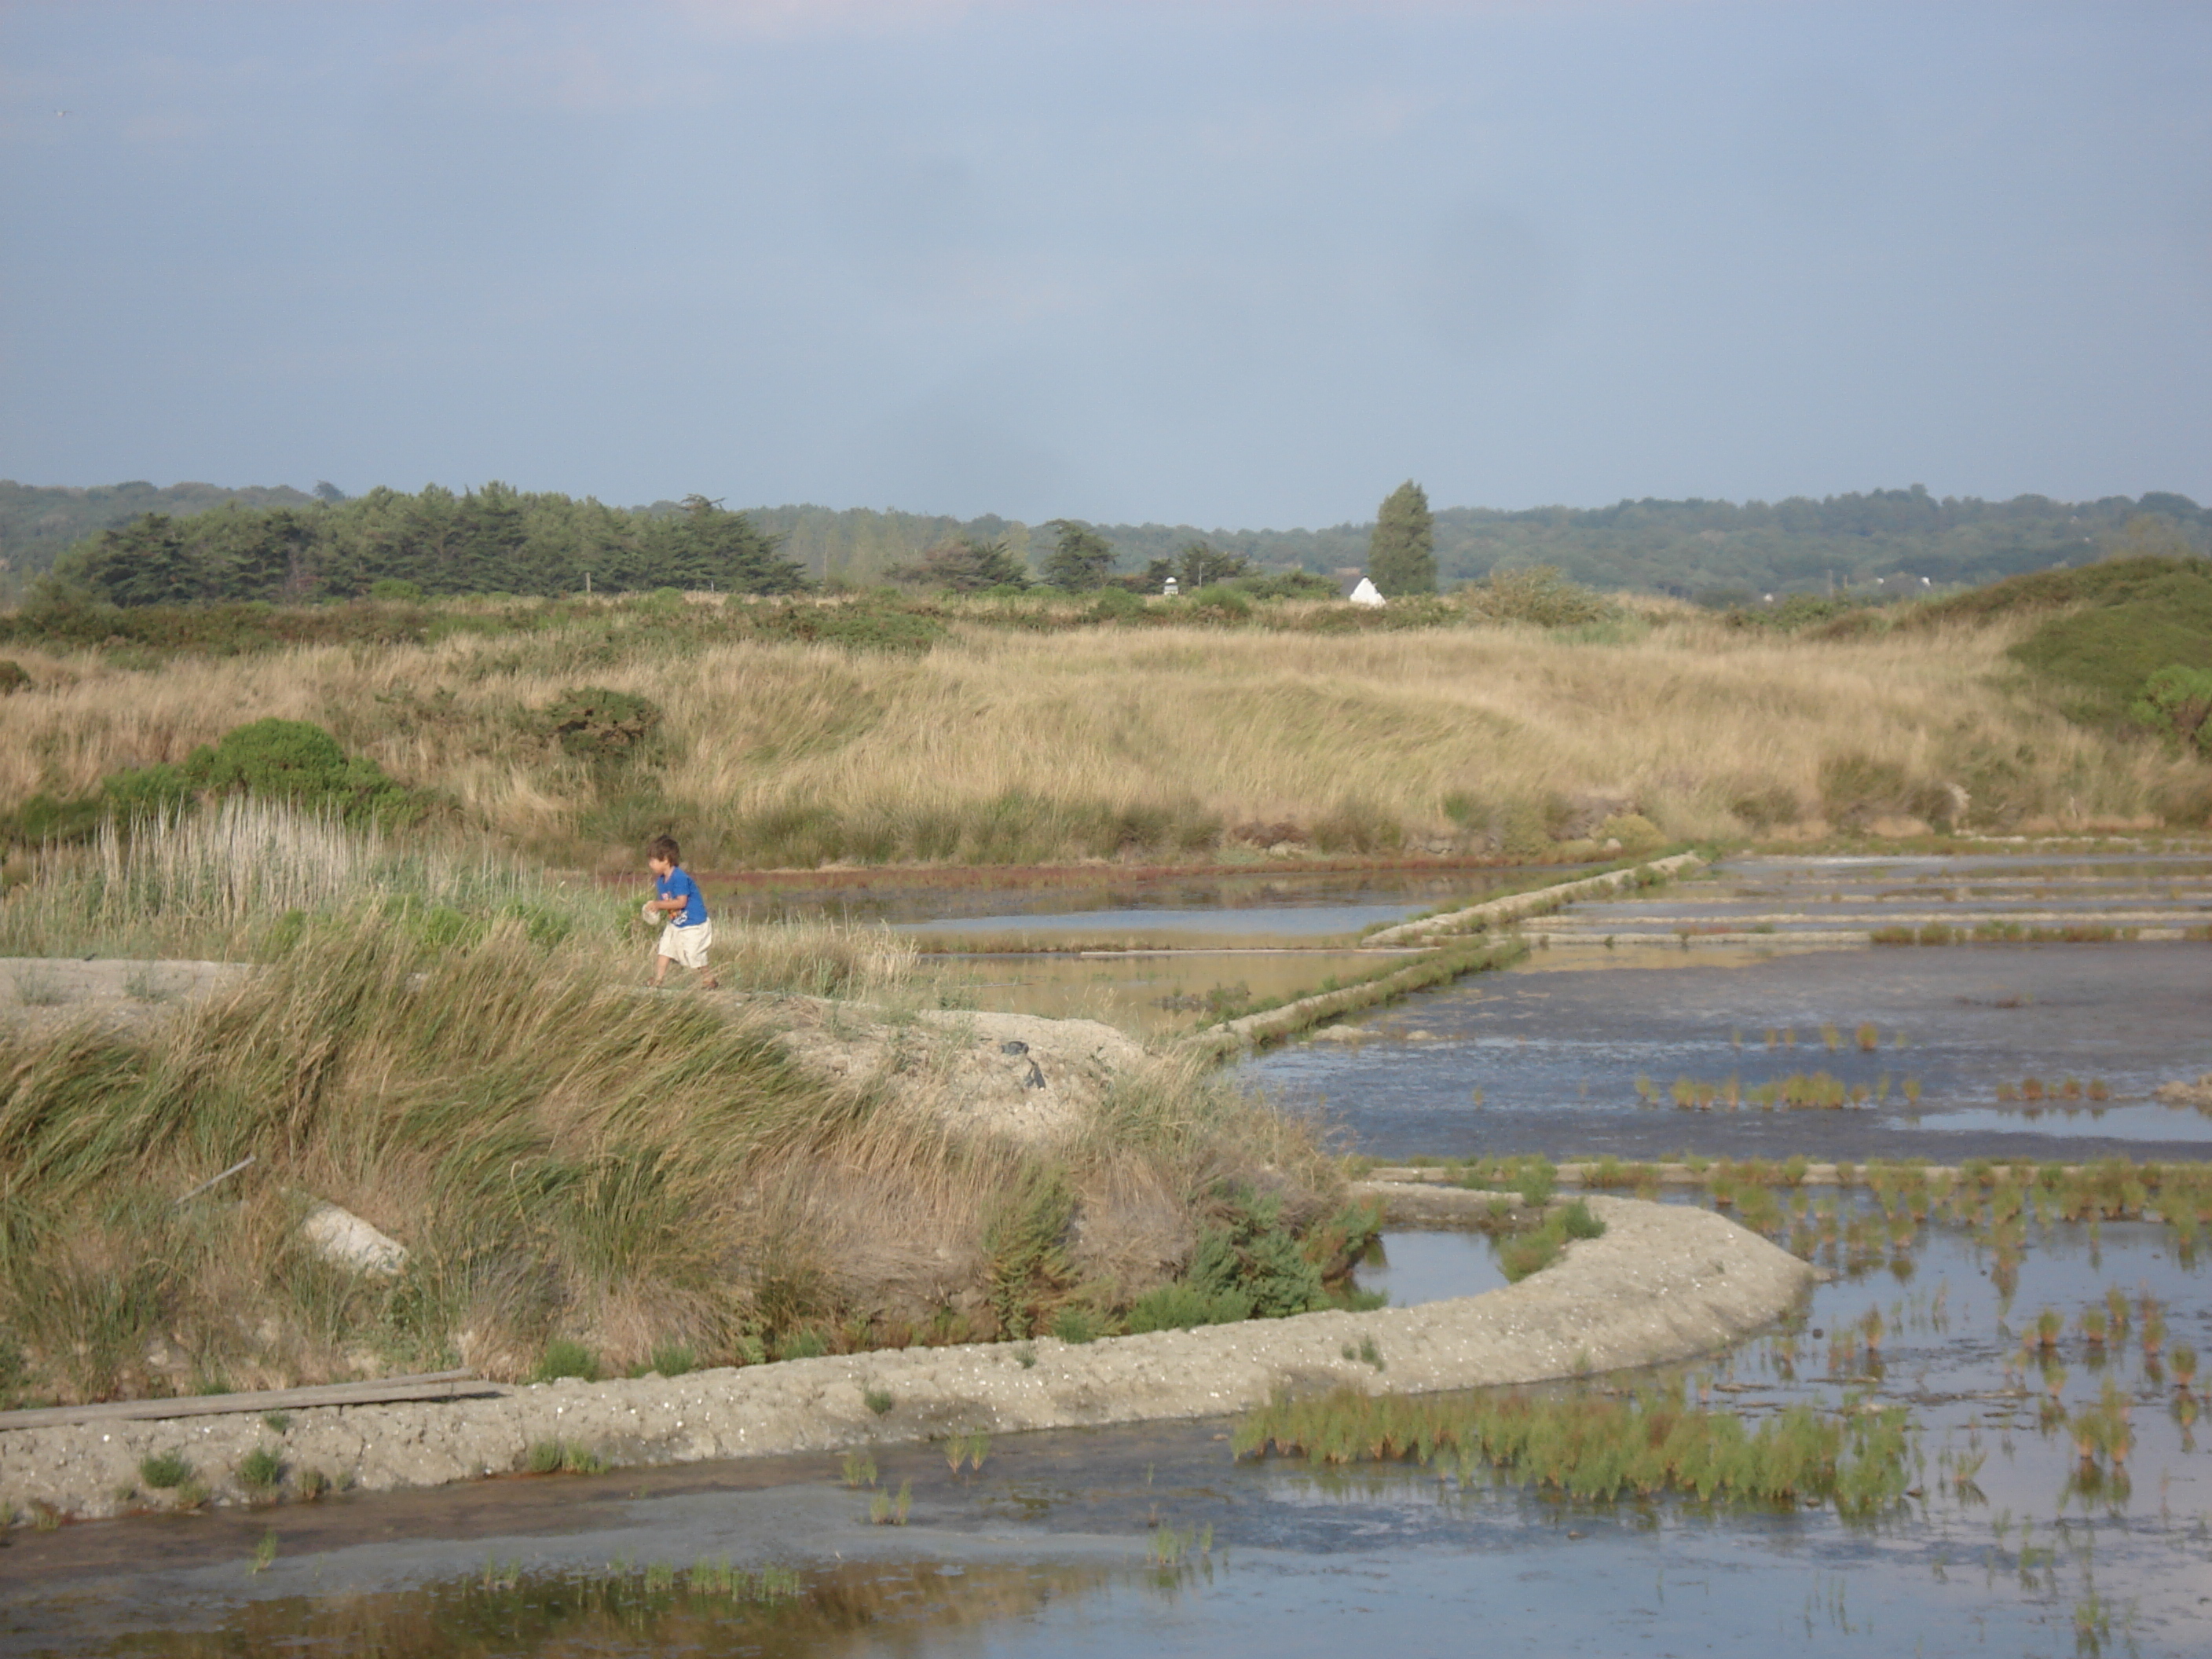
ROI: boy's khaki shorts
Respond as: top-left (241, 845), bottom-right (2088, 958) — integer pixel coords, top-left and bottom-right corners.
top-left (657, 920), bottom-right (712, 970)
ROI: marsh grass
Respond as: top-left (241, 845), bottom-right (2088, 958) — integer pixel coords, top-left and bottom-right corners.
top-left (1496, 1199), bottom-right (1608, 1283)
top-left (1236, 1381), bottom-right (1914, 1514)
top-left (138, 1449), bottom-right (192, 1489)
top-left (866, 1478), bottom-right (912, 1525)
top-left (0, 833), bottom-right (1342, 1401)
top-left (526, 1440), bottom-right (607, 1476)
top-left (237, 1444), bottom-right (284, 1496)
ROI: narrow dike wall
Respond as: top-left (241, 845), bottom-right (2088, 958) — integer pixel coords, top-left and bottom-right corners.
top-left (0, 1193), bottom-right (1812, 1525)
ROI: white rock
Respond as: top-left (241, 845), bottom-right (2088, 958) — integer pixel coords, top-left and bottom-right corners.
top-left (299, 1201), bottom-right (409, 1278)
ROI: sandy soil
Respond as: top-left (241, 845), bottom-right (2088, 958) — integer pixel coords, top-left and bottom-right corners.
top-left (0, 957), bottom-right (248, 1038)
top-left (0, 1189), bottom-right (1814, 1525)
top-left (763, 994), bottom-right (1152, 1142)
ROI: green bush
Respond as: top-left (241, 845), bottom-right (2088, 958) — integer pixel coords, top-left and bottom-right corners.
top-left (1232, 570), bottom-right (1340, 601)
top-left (1465, 566), bottom-right (1617, 628)
top-left (540, 687), bottom-right (664, 765)
top-left (139, 1449), bottom-right (193, 1489)
top-left (531, 1337), bottom-right (602, 1383)
top-left (2129, 664), bottom-right (2212, 754)
top-left (1560, 1199), bottom-right (1606, 1240)
top-left (747, 603), bottom-right (944, 654)
top-left (1183, 584), bottom-right (1252, 619)
top-left (1125, 1280), bottom-right (1254, 1333)
top-left (237, 1444), bottom-right (285, 1492)
top-left (1181, 1186), bottom-right (1328, 1319)
top-left (1049, 1306), bottom-right (1102, 1344)
top-left (1513, 1159), bottom-right (1557, 1207)
top-left (368, 579), bottom-right (423, 602)
top-left (185, 718), bottom-right (415, 822)
top-left (0, 659), bottom-right (29, 694)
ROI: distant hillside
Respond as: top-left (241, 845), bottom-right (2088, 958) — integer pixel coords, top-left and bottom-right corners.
top-left (11, 480), bottom-right (2207, 604)
top-left (748, 486), bottom-right (2210, 599)
top-left (0, 480), bottom-right (320, 598)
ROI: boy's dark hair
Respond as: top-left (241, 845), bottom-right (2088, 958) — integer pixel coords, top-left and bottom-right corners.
top-left (648, 834), bottom-right (680, 864)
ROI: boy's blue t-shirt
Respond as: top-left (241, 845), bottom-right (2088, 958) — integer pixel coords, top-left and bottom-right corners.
top-left (656, 867), bottom-right (707, 927)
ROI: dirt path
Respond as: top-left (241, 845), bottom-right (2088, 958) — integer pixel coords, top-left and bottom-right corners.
top-left (0, 1191), bottom-right (1813, 1525)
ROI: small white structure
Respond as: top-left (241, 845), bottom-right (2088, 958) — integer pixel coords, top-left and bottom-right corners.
top-left (1163, 576), bottom-right (1180, 597)
top-left (1347, 576), bottom-right (1386, 607)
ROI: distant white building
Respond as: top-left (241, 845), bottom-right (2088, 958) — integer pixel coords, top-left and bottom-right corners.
top-left (1347, 576), bottom-right (1386, 607)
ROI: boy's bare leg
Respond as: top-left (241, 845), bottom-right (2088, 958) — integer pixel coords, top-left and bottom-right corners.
top-left (696, 965), bottom-right (720, 991)
top-left (652, 953), bottom-right (676, 987)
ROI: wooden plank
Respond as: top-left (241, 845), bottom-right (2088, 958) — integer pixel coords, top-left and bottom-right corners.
top-left (0, 1369), bottom-right (506, 1431)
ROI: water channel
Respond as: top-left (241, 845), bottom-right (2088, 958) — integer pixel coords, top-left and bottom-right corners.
top-left (7, 851), bottom-right (2210, 1654)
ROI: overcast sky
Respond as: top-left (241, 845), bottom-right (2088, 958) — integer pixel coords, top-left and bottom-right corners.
top-left (2, 1), bottom-right (2207, 526)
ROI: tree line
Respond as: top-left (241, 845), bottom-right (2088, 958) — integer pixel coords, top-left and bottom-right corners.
top-left (16, 475), bottom-right (2207, 610)
top-left (42, 484), bottom-right (806, 606)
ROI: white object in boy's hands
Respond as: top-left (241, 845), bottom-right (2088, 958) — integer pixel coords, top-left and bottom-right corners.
top-left (642, 902), bottom-right (661, 926)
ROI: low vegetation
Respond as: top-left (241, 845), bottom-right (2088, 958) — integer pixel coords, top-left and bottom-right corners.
top-left (4, 565), bottom-right (2204, 872)
top-left (1236, 1380), bottom-right (1914, 1515)
top-left (0, 808), bottom-right (1372, 1407)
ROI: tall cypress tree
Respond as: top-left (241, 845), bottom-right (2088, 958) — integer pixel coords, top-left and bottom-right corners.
top-left (1040, 519), bottom-right (1115, 591)
top-left (1368, 480), bottom-right (1436, 596)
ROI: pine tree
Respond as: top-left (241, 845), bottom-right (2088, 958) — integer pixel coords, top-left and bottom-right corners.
top-left (1368, 480), bottom-right (1435, 596)
top-left (1040, 519), bottom-right (1115, 591)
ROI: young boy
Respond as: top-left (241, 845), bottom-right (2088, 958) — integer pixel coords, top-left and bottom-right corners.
top-left (644, 834), bottom-right (719, 990)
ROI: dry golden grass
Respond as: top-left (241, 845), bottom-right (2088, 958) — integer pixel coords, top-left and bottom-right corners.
top-left (2, 610), bottom-right (2202, 866)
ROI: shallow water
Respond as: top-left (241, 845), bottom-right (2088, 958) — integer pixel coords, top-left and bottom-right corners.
top-left (917, 949), bottom-right (1407, 1035)
top-left (723, 866), bottom-right (1535, 936)
top-left (1351, 1228), bottom-right (1514, 1305)
top-left (13, 1208), bottom-right (2212, 1657)
top-left (1243, 940), bottom-right (2212, 1163)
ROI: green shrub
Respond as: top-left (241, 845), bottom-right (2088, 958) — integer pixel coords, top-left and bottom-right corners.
top-left (1125, 1281), bottom-right (1254, 1333)
top-left (1233, 570), bottom-right (1339, 601)
top-left (368, 579), bottom-right (423, 602)
top-left (1559, 1199), bottom-right (1606, 1240)
top-left (747, 603), bottom-right (944, 654)
top-left (1087, 587), bottom-right (1145, 621)
top-left (139, 1449), bottom-right (193, 1489)
top-left (237, 1444), bottom-right (285, 1492)
top-left (540, 687), bottom-right (663, 764)
top-left (2129, 664), bottom-right (2212, 753)
top-left (1183, 584), bottom-right (1252, 618)
top-left (532, 1337), bottom-right (602, 1383)
top-left (0, 659), bottom-right (30, 694)
top-left (1465, 566), bottom-right (1617, 628)
top-left (1513, 1159), bottom-right (1557, 1207)
top-left (1183, 1187), bottom-right (1327, 1319)
top-left (776, 1327), bottom-right (828, 1361)
top-left (1049, 1306), bottom-right (1102, 1344)
top-left (185, 718), bottom-right (414, 822)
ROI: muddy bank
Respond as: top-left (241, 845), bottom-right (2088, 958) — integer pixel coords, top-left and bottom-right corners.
top-left (0, 1192), bottom-right (1811, 1525)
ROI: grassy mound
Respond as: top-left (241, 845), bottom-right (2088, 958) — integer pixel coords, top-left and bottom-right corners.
top-left (0, 806), bottom-right (1358, 1405)
top-left (1909, 555), bottom-right (2212, 712)
top-left (0, 914), bottom-right (1352, 1405)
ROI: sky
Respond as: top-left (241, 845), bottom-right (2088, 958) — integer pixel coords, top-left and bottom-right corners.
top-left (2, 1), bottom-right (2208, 527)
